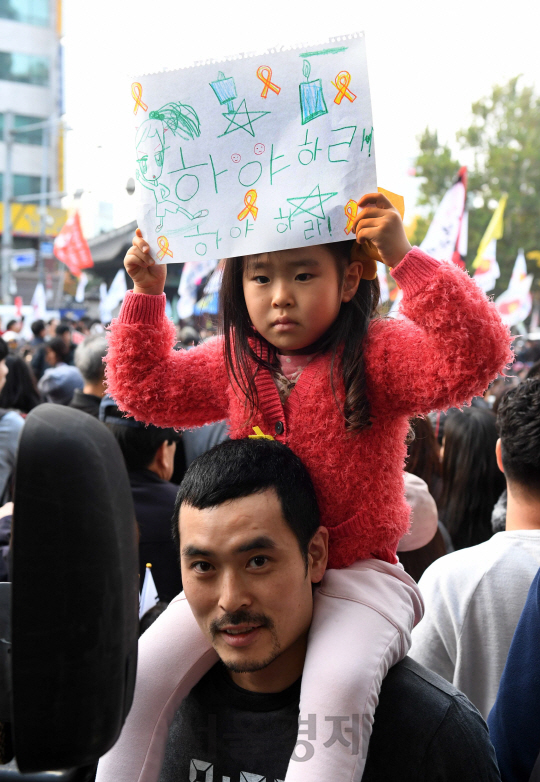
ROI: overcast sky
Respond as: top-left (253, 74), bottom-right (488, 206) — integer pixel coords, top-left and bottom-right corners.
top-left (62, 0), bottom-right (540, 235)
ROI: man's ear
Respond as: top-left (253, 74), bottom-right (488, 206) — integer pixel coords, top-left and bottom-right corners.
top-left (308, 526), bottom-right (329, 583)
top-left (341, 261), bottom-right (362, 303)
top-left (496, 438), bottom-right (504, 474)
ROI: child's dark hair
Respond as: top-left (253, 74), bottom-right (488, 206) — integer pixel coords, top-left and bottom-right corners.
top-left (219, 240), bottom-right (380, 431)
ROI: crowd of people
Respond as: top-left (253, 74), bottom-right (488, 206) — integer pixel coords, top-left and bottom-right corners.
top-left (2, 216), bottom-right (540, 779)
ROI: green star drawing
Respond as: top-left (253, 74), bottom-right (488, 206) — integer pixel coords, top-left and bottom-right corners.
top-left (287, 185), bottom-right (338, 220)
top-left (218, 99), bottom-right (270, 137)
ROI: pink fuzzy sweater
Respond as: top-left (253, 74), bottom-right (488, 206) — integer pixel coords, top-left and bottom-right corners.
top-left (106, 248), bottom-right (512, 568)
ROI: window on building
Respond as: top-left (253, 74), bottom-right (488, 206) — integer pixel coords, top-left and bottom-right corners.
top-left (0, 113), bottom-right (46, 144)
top-left (0, 0), bottom-right (50, 26)
top-left (0, 51), bottom-right (49, 86)
top-left (0, 173), bottom-right (49, 201)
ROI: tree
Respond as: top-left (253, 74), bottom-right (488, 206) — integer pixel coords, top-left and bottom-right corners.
top-left (411, 77), bottom-right (540, 295)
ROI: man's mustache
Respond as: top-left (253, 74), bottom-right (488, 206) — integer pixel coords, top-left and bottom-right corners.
top-left (210, 610), bottom-right (274, 637)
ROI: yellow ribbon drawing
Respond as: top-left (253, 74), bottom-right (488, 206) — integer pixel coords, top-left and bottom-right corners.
top-left (156, 235), bottom-right (173, 261)
top-left (131, 82), bottom-right (148, 115)
top-left (332, 71), bottom-right (357, 105)
top-left (238, 190), bottom-right (259, 221)
top-left (257, 66), bottom-right (281, 98)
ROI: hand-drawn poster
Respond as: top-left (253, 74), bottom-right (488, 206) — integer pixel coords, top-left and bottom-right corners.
top-left (131, 33), bottom-right (376, 264)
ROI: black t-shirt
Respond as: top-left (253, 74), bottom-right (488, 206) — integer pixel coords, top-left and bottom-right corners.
top-left (159, 657), bottom-right (501, 782)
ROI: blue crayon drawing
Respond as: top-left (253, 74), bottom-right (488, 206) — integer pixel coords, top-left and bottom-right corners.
top-left (209, 71), bottom-right (237, 113)
top-left (299, 60), bottom-right (328, 125)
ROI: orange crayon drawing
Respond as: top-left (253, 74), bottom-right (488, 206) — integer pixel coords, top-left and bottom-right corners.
top-left (344, 199), bottom-right (358, 234)
top-left (332, 71), bottom-right (357, 105)
top-left (131, 82), bottom-right (148, 115)
top-left (156, 235), bottom-right (173, 260)
top-left (257, 66), bottom-right (281, 99)
top-left (238, 190), bottom-right (259, 221)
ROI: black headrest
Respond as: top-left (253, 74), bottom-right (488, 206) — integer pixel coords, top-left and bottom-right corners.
top-left (10, 404), bottom-right (139, 772)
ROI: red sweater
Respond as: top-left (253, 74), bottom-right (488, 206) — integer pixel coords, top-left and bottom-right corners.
top-left (106, 248), bottom-right (512, 568)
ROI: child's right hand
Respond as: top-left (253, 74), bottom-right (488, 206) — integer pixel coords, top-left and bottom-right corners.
top-left (124, 228), bottom-right (167, 296)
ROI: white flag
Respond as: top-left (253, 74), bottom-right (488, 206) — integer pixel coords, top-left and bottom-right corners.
top-left (139, 564), bottom-right (159, 619)
top-left (99, 281), bottom-right (111, 323)
top-left (420, 172), bottom-right (467, 262)
top-left (495, 251), bottom-right (533, 327)
top-left (75, 271), bottom-right (89, 303)
top-left (31, 282), bottom-right (47, 320)
top-left (377, 262), bottom-right (390, 304)
top-left (105, 269), bottom-right (127, 311)
top-left (473, 239), bottom-right (500, 294)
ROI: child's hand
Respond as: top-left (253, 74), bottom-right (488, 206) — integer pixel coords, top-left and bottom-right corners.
top-left (124, 228), bottom-right (167, 296)
top-left (352, 192), bottom-right (412, 268)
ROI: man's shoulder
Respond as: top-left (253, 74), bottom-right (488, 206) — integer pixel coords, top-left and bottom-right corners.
top-left (366, 657), bottom-right (500, 780)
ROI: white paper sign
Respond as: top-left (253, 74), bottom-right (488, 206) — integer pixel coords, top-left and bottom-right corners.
top-left (131, 33), bottom-right (376, 264)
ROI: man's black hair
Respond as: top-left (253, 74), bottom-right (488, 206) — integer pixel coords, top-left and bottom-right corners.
top-left (497, 378), bottom-right (540, 497)
top-left (173, 438), bottom-right (320, 567)
top-left (47, 337), bottom-right (69, 361)
top-left (6, 320), bottom-right (17, 331)
top-left (55, 324), bottom-right (71, 337)
top-left (102, 399), bottom-right (180, 472)
top-left (31, 319), bottom-right (46, 337)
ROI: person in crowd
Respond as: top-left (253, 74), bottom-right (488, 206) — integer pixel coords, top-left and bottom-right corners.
top-left (98, 438), bottom-right (501, 782)
top-left (488, 567), bottom-right (540, 782)
top-left (1, 330), bottom-right (21, 350)
top-left (105, 192), bottom-right (510, 782)
top-left (0, 501), bottom-right (13, 581)
top-left (29, 319), bottom-right (46, 347)
top-left (100, 395), bottom-right (182, 603)
top-left (0, 355), bottom-right (41, 415)
top-left (439, 407), bottom-right (506, 550)
top-left (5, 319), bottom-right (21, 334)
top-left (0, 338), bottom-right (24, 503)
top-left (30, 321), bottom-right (50, 382)
top-left (46, 317), bottom-right (58, 338)
top-left (69, 335), bottom-right (108, 418)
top-left (177, 325), bottom-right (200, 348)
top-left (55, 323), bottom-right (76, 365)
top-left (405, 416), bottom-right (442, 507)
top-left (37, 337), bottom-right (83, 405)
top-left (410, 378), bottom-right (540, 719)
top-left (398, 472), bottom-right (448, 582)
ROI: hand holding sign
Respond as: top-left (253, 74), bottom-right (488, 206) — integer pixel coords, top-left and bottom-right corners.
top-left (351, 192), bottom-right (411, 272)
top-left (125, 229), bottom-right (167, 296)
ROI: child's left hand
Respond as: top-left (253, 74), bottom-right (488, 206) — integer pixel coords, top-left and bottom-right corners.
top-left (352, 192), bottom-right (412, 268)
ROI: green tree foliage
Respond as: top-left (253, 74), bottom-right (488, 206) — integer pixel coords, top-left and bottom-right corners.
top-left (412, 77), bottom-right (540, 294)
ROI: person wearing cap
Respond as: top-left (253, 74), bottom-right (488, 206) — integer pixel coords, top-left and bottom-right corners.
top-left (100, 396), bottom-right (182, 603)
top-left (37, 338), bottom-right (84, 405)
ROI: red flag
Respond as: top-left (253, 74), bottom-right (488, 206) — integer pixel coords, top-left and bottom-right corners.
top-left (53, 212), bottom-right (93, 278)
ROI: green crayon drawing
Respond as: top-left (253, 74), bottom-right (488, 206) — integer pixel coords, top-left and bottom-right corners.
top-left (361, 126), bottom-right (374, 157)
top-left (299, 60), bottom-right (328, 126)
top-left (209, 71), bottom-right (237, 113)
top-left (135, 102), bottom-right (208, 232)
top-left (286, 184), bottom-right (337, 220)
top-left (299, 46), bottom-right (348, 57)
top-left (219, 98), bottom-right (270, 138)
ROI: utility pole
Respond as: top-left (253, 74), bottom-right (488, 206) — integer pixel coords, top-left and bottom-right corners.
top-left (1, 111), bottom-right (14, 304)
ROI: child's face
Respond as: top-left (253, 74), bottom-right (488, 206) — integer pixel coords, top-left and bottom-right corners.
top-left (136, 132), bottom-right (165, 182)
top-left (242, 246), bottom-right (359, 355)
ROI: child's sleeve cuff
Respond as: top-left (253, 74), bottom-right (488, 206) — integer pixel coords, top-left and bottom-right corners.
top-left (118, 291), bottom-right (167, 325)
top-left (390, 247), bottom-right (442, 299)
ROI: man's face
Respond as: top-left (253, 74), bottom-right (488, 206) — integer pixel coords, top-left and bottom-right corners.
top-left (180, 489), bottom-right (327, 686)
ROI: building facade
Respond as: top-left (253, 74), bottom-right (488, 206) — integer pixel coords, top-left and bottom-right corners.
top-left (0, 0), bottom-right (65, 304)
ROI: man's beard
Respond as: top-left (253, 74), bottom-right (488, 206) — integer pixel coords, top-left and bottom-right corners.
top-left (209, 609), bottom-right (282, 673)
